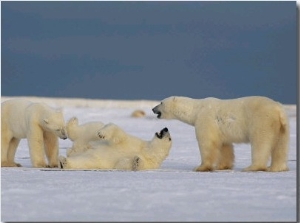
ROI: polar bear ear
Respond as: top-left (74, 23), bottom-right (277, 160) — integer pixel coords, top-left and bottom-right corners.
top-left (44, 119), bottom-right (49, 124)
top-left (67, 117), bottom-right (77, 125)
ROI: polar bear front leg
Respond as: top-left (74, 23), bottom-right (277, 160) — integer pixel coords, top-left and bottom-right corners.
top-left (43, 132), bottom-right (59, 168)
top-left (194, 144), bottom-right (218, 172)
top-left (194, 127), bottom-right (220, 172)
top-left (27, 128), bottom-right (47, 168)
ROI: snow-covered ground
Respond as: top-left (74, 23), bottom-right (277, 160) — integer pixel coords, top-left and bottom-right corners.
top-left (1, 96), bottom-right (297, 222)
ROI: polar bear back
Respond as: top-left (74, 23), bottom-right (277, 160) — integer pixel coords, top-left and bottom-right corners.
top-left (159, 96), bottom-right (287, 144)
top-left (2, 99), bottom-right (32, 138)
top-left (2, 99), bottom-right (65, 139)
top-left (66, 144), bottom-right (137, 169)
top-left (193, 96), bottom-right (287, 143)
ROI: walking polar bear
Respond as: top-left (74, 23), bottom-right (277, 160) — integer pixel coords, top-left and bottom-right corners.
top-left (1, 99), bottom-right (67, 168)
top-left (59, 123), bottom-right (172, 170)
top-left (66, 117), bottom-right (104, 157)
top-left (152, 96), bottom-right (289, 172)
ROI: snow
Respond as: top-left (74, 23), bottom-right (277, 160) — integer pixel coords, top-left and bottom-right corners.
top-left (1, 96), bottom-right (297, 222)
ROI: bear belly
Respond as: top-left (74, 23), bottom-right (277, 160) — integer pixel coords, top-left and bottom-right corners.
top-left (216, 116), bottom-right (248, 143)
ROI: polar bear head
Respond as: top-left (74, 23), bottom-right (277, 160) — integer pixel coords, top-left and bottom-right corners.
top-left (43, 110), bottom-right (67, 140)
top-left (147, 127), bottom-right (172, 159)
top-left (151, 127), bottom-right (172, 145)
top-left (152, 96), bottom-right (188, 119)
top-left (97, 123), bottom-right (127, 144)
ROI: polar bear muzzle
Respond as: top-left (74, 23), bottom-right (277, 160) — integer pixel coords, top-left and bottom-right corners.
top-left (59, 129), bottom-right (68, 140)
top-left (152, 105), bottom-right (162, 118)
top-left (155, 127), bottom-right (170, 140)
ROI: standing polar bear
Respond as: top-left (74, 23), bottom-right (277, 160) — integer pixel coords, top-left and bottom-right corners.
top-left (1, 99), bottom-right (67, 168)
top-left (66, 117), bottom-right (104, 156)
top-left (152, 96), bottom-right (289, 172)
top-left (59, 123), bottom-right (172, 170)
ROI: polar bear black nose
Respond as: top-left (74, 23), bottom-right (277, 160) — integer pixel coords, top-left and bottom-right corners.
top-left (159, 128), bottom-right (168, 137)
top-left (152, 106), bottom-right (159, 113)
top-left (152, 106), bottom-right (162, 118)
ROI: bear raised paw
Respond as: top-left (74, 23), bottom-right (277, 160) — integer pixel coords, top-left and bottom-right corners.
top-left (66, 117), bottom-right (104, 156)
top-left (1, 99), bottom-right (67, 168)
top-left (152, 96), bottom-right (289, 172)
top-left (59, 123), bottom-right (172, 171)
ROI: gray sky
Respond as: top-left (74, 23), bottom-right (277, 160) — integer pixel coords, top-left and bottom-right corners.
top-left (1, 1), bottom-right (297, 104)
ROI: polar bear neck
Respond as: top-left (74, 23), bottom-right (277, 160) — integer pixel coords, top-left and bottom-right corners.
top-left (36, 103), bottom-right (58, 126)
top-left (143, 140), bottom-right (171, 166)
top-left (172, 97), bottom-right (199, 126)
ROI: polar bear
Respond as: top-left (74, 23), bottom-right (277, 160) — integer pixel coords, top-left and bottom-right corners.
top-left (59, 123), bottom-right (172, 170)
top-left (66, 117), bottom-right (104, 157)
top-left (152, 96), bottom-right (289, 172)
top-left (1, 99), bottom-right (67, 168)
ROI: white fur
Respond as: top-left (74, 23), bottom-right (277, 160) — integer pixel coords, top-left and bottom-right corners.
top-left (66, 117), bottom-right (104, 156)
top-left (152, 96), bottom-right (289, 172)
top-left (59, 123), bottom-right (172, 170)
top-left (1, 99), bottom-right (67, 168)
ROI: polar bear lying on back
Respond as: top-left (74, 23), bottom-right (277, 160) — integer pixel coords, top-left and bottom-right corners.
top-left (152, 96), bottom-right (289, 172)
top-left (66, 117), bottom-right (104, 156)
top-left (59, 123), bottom-right (172, 170)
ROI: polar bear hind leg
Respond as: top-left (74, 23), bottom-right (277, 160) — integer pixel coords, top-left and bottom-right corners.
top-left (244, 112), bottom-right (288, 172)
top-left (268, 127), bottom-right (289, 172)
top-left (216, 144), bottom-right (234, 170)
top-left (1, 131), bottom-right (11, 167)
top-left (243, 132), bottom-right (275, 171)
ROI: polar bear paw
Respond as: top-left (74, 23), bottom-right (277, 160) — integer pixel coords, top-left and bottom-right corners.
top-left (132, 156), bottom-right (140, 171)
top-left (15, 162), bottom-right (22, 167)
top-left (267, 165), bottom-right (289, 172)
top-left (1, 161), bottom-right (22, 167)
top-left (193, 164), bottom-right (214, 172)
top-left (58, 156), bottom-right (67, 169)
top-left (47, 163), bottom-right (59, 168)
top-left (242, 165), bottom-right (267, 172)
top-left (98, 131), bottom-right (106, 139)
